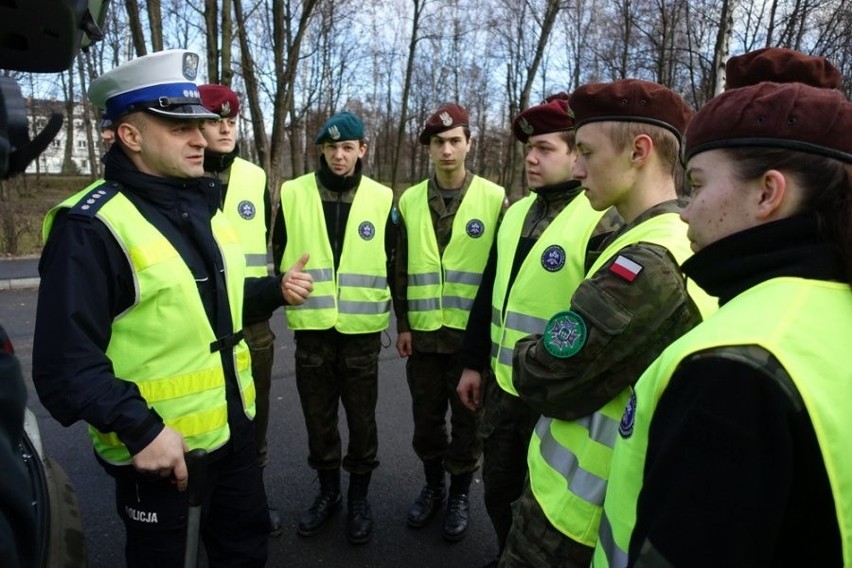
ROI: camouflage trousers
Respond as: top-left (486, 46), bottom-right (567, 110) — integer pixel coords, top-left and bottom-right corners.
top-left (243, 319), bottom-right (275, 468)
top-left (499, 482), bottom-right (593, 568)
top-left (294, 328), bottom-right (381, 474)
top-left (406, 350), bottom-right (482, 475)
top-left (480, 370), bottom-right (539, 552)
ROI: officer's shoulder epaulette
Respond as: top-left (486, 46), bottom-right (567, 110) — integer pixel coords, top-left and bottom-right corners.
top-left (67, 181), bottom-right (121, 220)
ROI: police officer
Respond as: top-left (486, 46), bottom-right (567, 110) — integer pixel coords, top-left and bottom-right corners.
top-left (273, 111), bottom-right (396, 545)
top-left (394, 103), bottom-right (505, 541)
top-left (501, 79), bottom-right (717, 567)
top-left (31, 50), bottom-right (313, 567)
top-left (198, 83), bottom-right (282, 537)
top-left (456, 94), bottom-right (619, 563)
top-left (596, 48), bottom-right (851, 567)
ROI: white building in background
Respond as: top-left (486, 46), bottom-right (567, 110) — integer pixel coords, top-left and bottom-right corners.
top-left (25, 99), bottom-right (104, 176)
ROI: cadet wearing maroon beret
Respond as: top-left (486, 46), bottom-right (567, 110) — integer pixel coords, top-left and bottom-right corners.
top-left (393, 103), bottom-right (505, 542)
top-left (504, 78), bottom-right (717, 568)
top-left (455, 93), bottom-right (619, 564)
top-left (598, 48), bottom-right (852, 567)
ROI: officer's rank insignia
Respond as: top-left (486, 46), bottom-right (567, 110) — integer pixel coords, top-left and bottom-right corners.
top-left (439, 111), bottom-right (453, 126)
top-left (358, 221), bottom-right (376, 240)
top-left (182, 53), bottom-right (199, 80)
top-left (237, 200), bottom-right (256, 220)
top-left (541, 244), bottom-right (566, 272)
top-left (466, 219), bottom-right (484, 238)
top-left (329, 125), bottom-right (341, 140)
top-left (543, 310), bottom-right (587, 358)
top-left (609, 254), bottom-right (643, 282)
top-left (518, 117), bottom-right (534, 136)
top-left (619, 391), bottom-right (637, 438)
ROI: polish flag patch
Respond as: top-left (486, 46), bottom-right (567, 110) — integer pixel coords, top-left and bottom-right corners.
top-left (609, 255), bottom-right (643, 282)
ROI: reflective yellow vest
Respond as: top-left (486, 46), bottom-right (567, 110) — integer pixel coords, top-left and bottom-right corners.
top-left (527, 212), bottom-right (716, 547)
top-left (279, 173), bottom-right (393, 333)
top-left (595, 277), bottom-right (852, 567)
top-left (491, 194), bottom-right (605, 395)
top-left (43, 181), bottom-right (256, 465)
top-left (222, 157), bottom-right (268, 277)
top-left (399, 176), bottom-right (504, 331)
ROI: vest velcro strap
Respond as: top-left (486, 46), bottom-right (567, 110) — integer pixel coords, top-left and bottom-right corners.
top-left (306, 268), bottom-right (333, 282)
top-left (410, 272), bottom-right (441, 286)
top-left (209, 330), bottom-right (245, 353)
top-left (339, 273), bottom-right (388, 289)
top-left (245, 253), bottom-right (268, 267)
top-left (445, 270), bottom-right (482, 285)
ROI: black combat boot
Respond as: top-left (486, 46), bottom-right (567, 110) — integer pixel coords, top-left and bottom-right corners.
top-left (297, 469), bottom-right (341, 537)
top-left (442, 472), bottom-right (473, 542)
top-left (407, 458), bottom-right (446, 528)
top-left (347, 471), bottom-right (373, 544)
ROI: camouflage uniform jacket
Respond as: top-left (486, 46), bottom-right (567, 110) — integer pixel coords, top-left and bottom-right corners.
top-left (512, 200), bottom-right (703, 420)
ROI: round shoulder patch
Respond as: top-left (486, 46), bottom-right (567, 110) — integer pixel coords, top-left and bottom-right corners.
top-left (541, 244), bottom-right (566, 272)
top-left (543, 310), bottom-right (587, 358)
top-left (358, 221), bottom-right (376, 240)
top-left (619, 391), bottom-right (637, 438)
top-left (466, 218), bottom-right (485, 238)
top-left (237, 200), bottom-right (256, 220)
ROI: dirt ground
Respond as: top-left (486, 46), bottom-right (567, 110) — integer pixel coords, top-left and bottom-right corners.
top-left (0, 175), bottom-right (88, 256)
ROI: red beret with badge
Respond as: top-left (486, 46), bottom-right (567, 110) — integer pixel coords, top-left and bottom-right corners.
top-left (419, 103), bottom-right (470, 145)
top-left (198, 84), bottom-right (240, 118)
top-left (512, 93), bottom-right (575, 143)
top-left (570, 79), bottom-right (693, 141)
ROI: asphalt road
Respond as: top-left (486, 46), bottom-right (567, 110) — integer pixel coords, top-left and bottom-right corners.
top-left (1, 287), bottom-right (498, 567)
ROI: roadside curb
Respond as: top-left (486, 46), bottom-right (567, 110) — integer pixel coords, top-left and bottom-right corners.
top-left (1, 277), bottom-right (40, 291)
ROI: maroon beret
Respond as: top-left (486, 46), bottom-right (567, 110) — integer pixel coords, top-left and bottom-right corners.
top-left (570, 79), bottom-right (692, 140)
top-left (684, 82), bottom-right (851, 163)
top-left (726, 47), bottom-right (841, 90)
top-left (512, 96), bottom-right (575, 143)
top-left (419, 103), bottom-right (470, 145)
top-left (198, 84), bottom-right (240, 118)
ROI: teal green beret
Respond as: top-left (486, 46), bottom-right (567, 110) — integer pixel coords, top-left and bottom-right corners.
top-left (315, 111), bottom-right (365, 144)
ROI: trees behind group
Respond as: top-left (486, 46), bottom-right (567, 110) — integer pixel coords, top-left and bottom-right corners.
top-left (19, 0), bottom-right (852, 201)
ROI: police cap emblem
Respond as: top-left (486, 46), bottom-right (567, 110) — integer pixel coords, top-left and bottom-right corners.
top-left (182, 52), bottom-right (199, 80)
top-left (358, 221), bottom-right (376, 240)
top-left (466, 219), bottom-right (484, 238)
top-left (237, 200), bottom-right (256, 220)
top-left (543, 310), bottom-right (587, 358)
top-left (541, 244), bottom-right (566, 272)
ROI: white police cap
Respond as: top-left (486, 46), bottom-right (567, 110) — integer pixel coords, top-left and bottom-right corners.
top-left (88, 49), bottom-right (220, 121)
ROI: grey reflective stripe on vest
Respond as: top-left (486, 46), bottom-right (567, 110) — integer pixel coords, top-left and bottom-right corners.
top-left (339, 273), bottom-right (388, 289)
top-left (445, 270), bottom-right (482, 286)
top-left (410, 272), bottom-right (440, 285)
top-left (490, 341), bottom-right (499, 358)
top-left (300, 295), bottom-right (336, 310)
top-left (245, 253), bottom-right (268, 267)
top-left (497, 310), bottom-right (551, 366)
top-left (307, 268), bottom-right (333, 282)
top-left (492, 306), bottom-right (502, 326)
top-left (409, 298), bottom-right (440, 311)
top-left (339, 299), bottom-right (391, 315)
top-left (596, 511), bottom-right (628, 567)
top-left (535, 414), bottom-right (618, 505)
top-left (443, 296), bottom-right (474, 311)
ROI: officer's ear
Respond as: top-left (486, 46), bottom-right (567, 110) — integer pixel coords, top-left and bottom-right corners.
top-left (116, 114), bottom-right (146, 152)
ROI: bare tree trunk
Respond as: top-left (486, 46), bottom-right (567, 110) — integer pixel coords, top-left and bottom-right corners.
top-left (766, 0), bottom-right (780, 47)
top-left (148, 0), bottom-right (164, 52)
top-left (125, 0), bottom-right (148, 56)
top-left (60, 70), bottom-right (76, 176)
top-left (712, 0), bottom-right (738, 95)
top-left (233, 0), bottom-right (269, 175)
top-left (204, 0), bottom-right (220, 83)
top-left (76, 52), bottom-right (99, 180)
top-left (391, 0), bottom-right (427, 191)
top-left (221, 0), bottom-right (234, 86)
top-left (519, 0), bottom-right (562, 113)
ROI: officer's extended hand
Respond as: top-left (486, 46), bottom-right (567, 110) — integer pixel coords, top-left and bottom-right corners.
top-left (396, 331), bottom-right (413, 358)
top-left (132, 426), bottom-right (191, 491)
top-left (281, 253), bottom-right (313, 305)
top-left (457, 368), bottom-right (482, 412)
